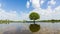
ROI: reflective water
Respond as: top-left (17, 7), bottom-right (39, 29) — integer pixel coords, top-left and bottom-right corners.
top-left (0, 22), bottom-right (60, 34)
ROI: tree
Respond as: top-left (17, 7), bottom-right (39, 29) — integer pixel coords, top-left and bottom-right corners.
top-left (29, 12), bottom-right (40, 32)
top-left (29, 12), bottom-right (40, 24)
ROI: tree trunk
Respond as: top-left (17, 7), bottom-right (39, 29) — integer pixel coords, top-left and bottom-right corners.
top-left (34, 20), bottom-right (35, 24)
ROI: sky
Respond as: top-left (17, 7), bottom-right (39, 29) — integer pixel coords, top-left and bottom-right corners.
top-left (0, 0), bottom-right (60, 20)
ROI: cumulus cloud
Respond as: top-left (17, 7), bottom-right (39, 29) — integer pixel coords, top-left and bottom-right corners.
top-left (40, 0), bottom-right (44, 4)
top-left (48, 0), bottom-right (56, 5)
top-left (29, 0), bottom-right (45, 8)
top-left (28, 0), bottom-right (52, 20)
top-left (26, 1), bottom-right (30, 8)
top-left (0, 9), bottom-right (20, 20)
top-left (0, 4), bottom-right (29, 21)
top-left (29, 6), bottom-right (60, 20)
top-left (19, 12), bottom-right (29, 20)
top-left (29, 6), bottom-right (53, 20)
top-left (0, 0), bottom-right (59, 20)
top-left (30, 0), bottom-right (32, 2)
top-left (0, 8), bottom-right (30, 20)
top-left (52, 6), bottom-right (60, 19)
top-left (0, 3), bottom-right (2, 8)
top-left (0, 3), bottom-right (29, 20)
top-left (28, 0), bottom-right (60, 20)
top-left (31, 0), bottom-right (40, 8)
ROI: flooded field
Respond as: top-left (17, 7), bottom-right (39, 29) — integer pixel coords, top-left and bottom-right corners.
top-left (0, 22), bottom-right (60, 34)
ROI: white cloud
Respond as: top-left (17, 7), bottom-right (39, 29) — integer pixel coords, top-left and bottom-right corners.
top-left (29, 6), bottom-right (53, 20)
top-left (30, 0), bottom-right (32, 2)
top-left (26, 1), bottom-right (30, 8)
top-left (29, 5), bottom-right (60, 20)
top-left (0, 3), bottom-right (30, 20)
top-left (0, 0), bottom-right (60, 20)
top-left (55, 6), bottom-right (60, 11)
top-left (52, 6), bottom-right (60, 19)
top-left (31, 0), bottom-right (40, 8)
top-left (0, 3), bottom-right (29, 20)
top-left (0, 9), bottom-right (20, 20)
top-left (19, 12), bottom-right (29, 20)
top-left (41, 0), bottom-right (44, 4)
top-left (29, 0), bottom-right (45, 8)
top-left (27, 0), bottom-right (60, 20)
top-left (0, 9), bottom-right (29, 20)
top-left (48, 0), bottom-right (56, 5)
top-left (24, 0), bottom-right (60, 20)
top-left (0, 3), bottom-right (2, 8)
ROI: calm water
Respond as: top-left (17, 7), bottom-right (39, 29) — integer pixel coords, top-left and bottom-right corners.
top-left (0, 22), bottom-right (60, 34)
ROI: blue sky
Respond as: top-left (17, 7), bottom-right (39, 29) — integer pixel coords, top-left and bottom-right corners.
top-left (0, 0), bottom-right (34, 13)
top-left (0, 0), bottom-right (60, 20)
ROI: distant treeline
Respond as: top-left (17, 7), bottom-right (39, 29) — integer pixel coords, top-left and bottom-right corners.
top-left (0, 19), bottom-right (60, 23)
top-left (40, 20), bottom-right (60, 22)
top-left (26, 20), bottom-right (60, 23)
top-left (0, 20), bottom-right (14, 24)
top-left (0, 20), bottom-right (14, 22)
top-left (0, 20), bottom-right (26, 24)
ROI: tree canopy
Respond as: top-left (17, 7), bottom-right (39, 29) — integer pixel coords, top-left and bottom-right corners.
top-left (29, 12), bottom-right (40, 20)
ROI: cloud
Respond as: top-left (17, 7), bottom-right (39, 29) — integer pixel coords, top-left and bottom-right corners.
top-left (19, 12), bottom-right (29, 20)
top-left (29, 0), bottom-right (45, 8)
top-left (40, 0), bottom-right (44, 4)
top-left (26, 1), bottom-right (30, 8)
top-left (29, 6), bottom-right (53, 20)
top-left (30, 0), bottom-right (32, 2)
top-left (28, 0), bottom-right (60, 20)
top-left (31, 0), bottom-right (40, 8)
top-left (52, 6), bottom-right (60, 19)
top-left (0, 8), bottom-right (29, 20)
top-left (0, 9), bottom-right (20, 20)
top-left (28, 0), bottom-right (53, 20)
top-left (29, 6), bottom-right (60, 20)
top-left (0, 3), bottom-right (2, 8)
top-left (0, 0), bottom-right (59, 20)
top-left (0, 3), bottom-right (29, 20)
top-left (48, 0), bottom-right (56, 5)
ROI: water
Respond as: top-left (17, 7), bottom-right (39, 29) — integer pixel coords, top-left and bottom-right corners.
top-left (0, 22), bottom-right (60, 34)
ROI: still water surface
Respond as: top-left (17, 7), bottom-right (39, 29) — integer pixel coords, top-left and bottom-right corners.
top-left (0, 22), bottom-right (60, 34)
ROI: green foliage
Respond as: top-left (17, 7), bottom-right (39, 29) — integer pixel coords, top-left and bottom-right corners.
top-left (29, 12), bottom-right (40, 20)
top-left (29, 12), bottom-right (40, 32)
top-left (29, 24), bottom-right (40, 32)
top-left (0, 20), bottom-right (9, 24)
top-left (39, 20), bottom-right (60, 23)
